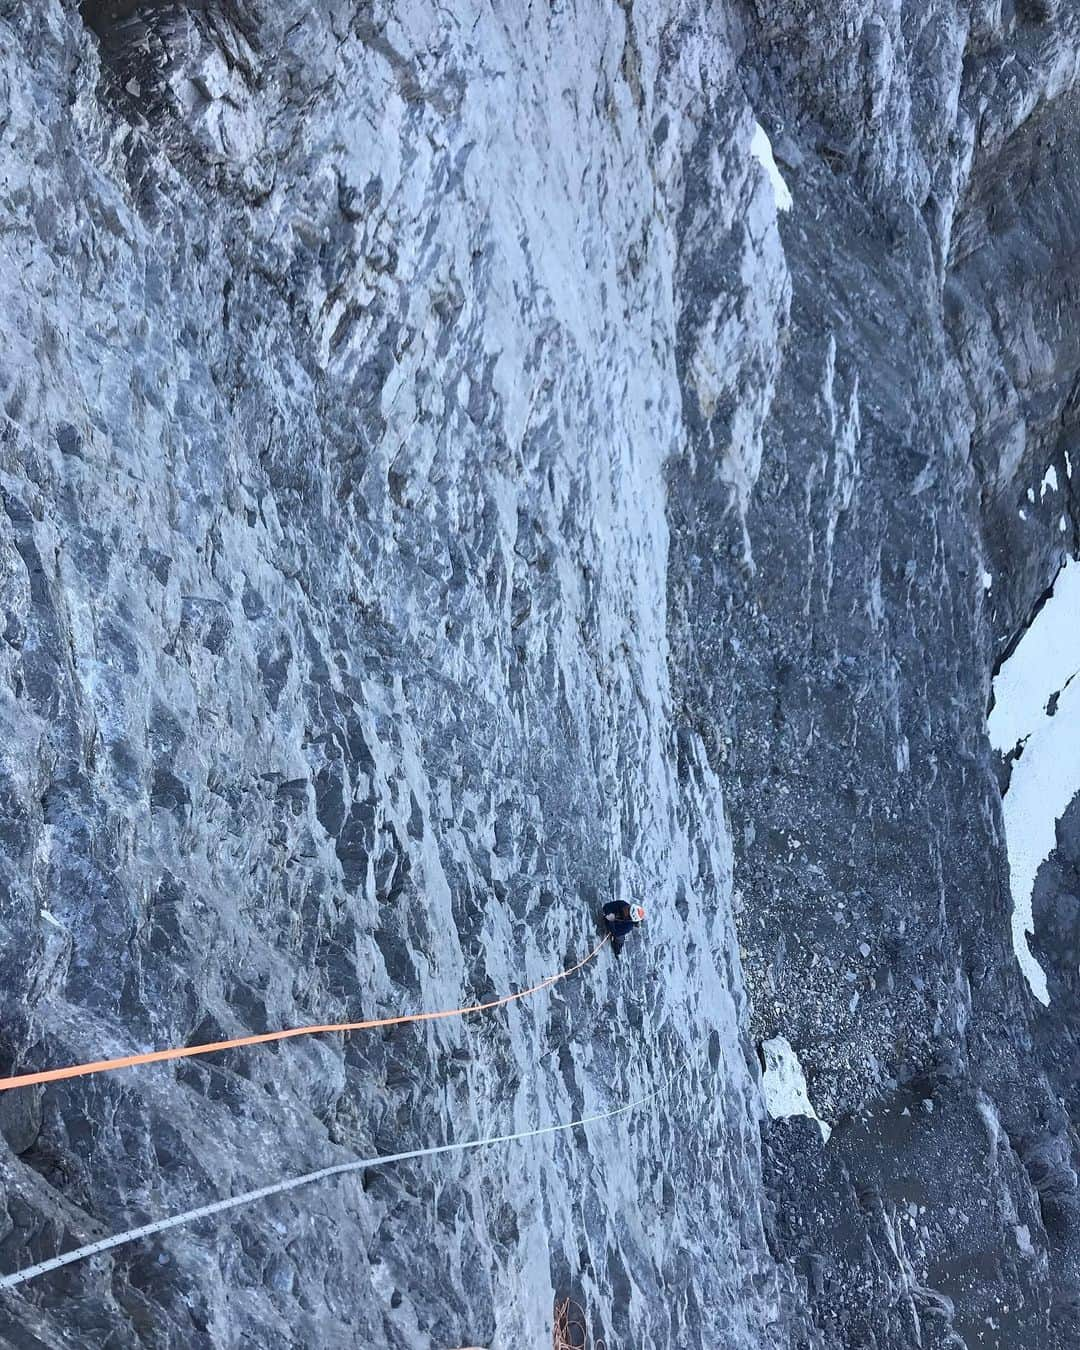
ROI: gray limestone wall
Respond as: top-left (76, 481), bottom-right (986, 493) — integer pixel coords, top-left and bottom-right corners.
top-left (2, 2), bottom-right (1080, 1348)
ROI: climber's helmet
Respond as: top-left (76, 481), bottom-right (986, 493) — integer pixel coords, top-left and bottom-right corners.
top-left (629, 905), bottom-right (646, 923)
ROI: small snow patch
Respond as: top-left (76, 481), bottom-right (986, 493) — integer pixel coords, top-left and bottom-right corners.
top-left (761, 1036), bottom-right (830, 1141)
top-left (982, 569), bottom-right (993, 591)
top-left (989, 558), bottom-right (1080, 1004)
top-left (750, 122), bottom-right (792, 213)
top-left (1042, 466), bottom-right (1059, 497)
top-left (989, 561), bottom-right (1080, 749)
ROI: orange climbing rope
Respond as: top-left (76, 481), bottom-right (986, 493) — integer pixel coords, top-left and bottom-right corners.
top-left (0, 935), bottom-right (609, 1094)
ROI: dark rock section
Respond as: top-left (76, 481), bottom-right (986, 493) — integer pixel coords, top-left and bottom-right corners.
top-left (664, 3), bottom-right (1080, 1347)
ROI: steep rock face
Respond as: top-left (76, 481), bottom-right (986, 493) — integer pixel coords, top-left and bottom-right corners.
top-left (4, 2), bottom-right (1080, 1349)
top-left (0, 3), bottom-right (783, 1347)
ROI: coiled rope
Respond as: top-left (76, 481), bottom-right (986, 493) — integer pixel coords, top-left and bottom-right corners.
top-left (554, 1298), bottom-right (606, 1350)
top-left (0, 937), bottom-right (608, 1093)
top-left (0, 1072), bottom-right (663, 1291)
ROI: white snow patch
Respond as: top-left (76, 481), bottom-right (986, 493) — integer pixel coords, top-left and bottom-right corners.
top-left (976, 1093), bottom-right (1002, 1148)
top-left (989, 558), bottom-right (1080, 1005)
top-left (982, 569), bottom-right (993, 592)
top-left (1067, 450), bottom-right (1074, 479)
top-left (761, 1036), bottom-right (830, 1141)
top-left (1019, 508), bottom-right (1028, 521)
top-left (750, 122), bottom-right (792, 213)
top-left (1042, 465), bottom-right (1059, 497)
top-left (989, 561), bottom-right (1080, 749)
top-left (1061, 516), bottom-right (1069, 534)
top-left (1027, 487), bottom-right (1036, 504)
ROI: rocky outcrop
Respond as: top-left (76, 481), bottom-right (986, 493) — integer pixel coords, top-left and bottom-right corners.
top-left (693, 4), bottom-right (1080, 1346)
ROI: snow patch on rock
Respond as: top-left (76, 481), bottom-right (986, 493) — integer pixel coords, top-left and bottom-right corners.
top-left (989, 558), bottom-right (1080, 1004)
top-left (750, 122), bottom-right (793, 212)
top-left (761, 1036), bottom-right (830, 1141)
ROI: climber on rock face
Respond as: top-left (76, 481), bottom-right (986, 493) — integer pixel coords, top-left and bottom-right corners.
top-left (602, 901), bottom-right (645, 956)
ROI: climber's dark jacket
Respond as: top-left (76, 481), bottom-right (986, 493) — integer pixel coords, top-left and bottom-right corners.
top-left (602, 901), bottom-right (639, 939)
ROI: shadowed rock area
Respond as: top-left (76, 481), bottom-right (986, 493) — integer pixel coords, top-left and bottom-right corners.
top-left (1, 2), bottom-right (1079, 1348)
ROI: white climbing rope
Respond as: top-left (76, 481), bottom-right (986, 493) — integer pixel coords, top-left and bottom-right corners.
top-left (0, 1080), bottom-right (667, 1291)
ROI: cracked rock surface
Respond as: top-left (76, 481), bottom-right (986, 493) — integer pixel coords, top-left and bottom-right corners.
top-left (2, 2), bottom-right (1080, 1348)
